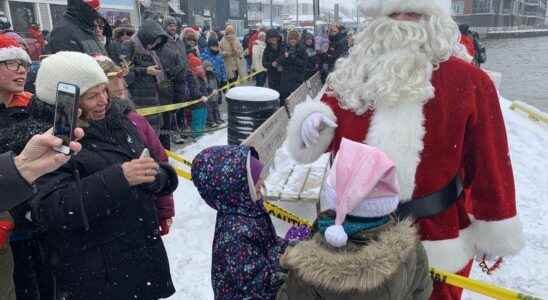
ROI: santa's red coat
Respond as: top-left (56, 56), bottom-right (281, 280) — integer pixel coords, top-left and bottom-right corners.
top-left (287, 57), bottom-right (524, 299)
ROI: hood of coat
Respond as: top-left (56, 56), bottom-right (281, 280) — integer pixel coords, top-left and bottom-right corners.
top-left (192, 145), bottom-right (265, 217)
top-left (65, 0), bottom-right (101, 33)
top-left (281, 219), bottom-right (418, 293)
top-left (137, 19), bottom-right (169, 50)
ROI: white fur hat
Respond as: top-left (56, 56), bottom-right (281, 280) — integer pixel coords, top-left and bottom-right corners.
top-left (36, 52), bottom-right (108, 105)
top-left (360, 0), bottom-right (452, 17)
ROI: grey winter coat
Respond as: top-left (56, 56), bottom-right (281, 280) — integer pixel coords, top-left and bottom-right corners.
top-left (277, 219), bottom-right (432, 300)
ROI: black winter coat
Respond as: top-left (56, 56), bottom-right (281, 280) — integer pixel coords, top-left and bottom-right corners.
top-left (0, 97), bottom-right (52, 235)
top-left (46, 0), bottom-right (107, 55)
top-left (125, 20), bottom-right (169, 130)
top-left (304, 45), bottom-right (318, 80)
top-left (325, 32), bottom-right (349, 73)
top-left (29, 102), bottom-right (177, 300)
top-left (279, 45), bottom-right (307, 101)
top-left (158, 34), bottom-right (188, 103)
top-left (0, 152), bottom-right (35, 211)
top-left (262, 43), bottom-right (284, 93)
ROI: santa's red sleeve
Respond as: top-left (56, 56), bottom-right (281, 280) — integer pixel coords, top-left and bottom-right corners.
top-left (463, 69), bottom-right (524, 258)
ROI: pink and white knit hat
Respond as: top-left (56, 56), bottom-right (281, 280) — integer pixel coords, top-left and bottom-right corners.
top-left (323, 138), bottom-right (400, 247)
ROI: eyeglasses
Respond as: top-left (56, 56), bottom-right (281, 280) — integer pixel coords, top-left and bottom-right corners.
top-left (0, 60), bottom-right (29, 72)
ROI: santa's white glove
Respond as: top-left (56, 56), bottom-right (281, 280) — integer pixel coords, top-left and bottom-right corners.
top-left (301, 113), bottom-right (337, 148)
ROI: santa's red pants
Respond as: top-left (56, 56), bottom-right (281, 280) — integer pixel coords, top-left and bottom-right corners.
top-left (430, 260), bottom-right (473, 300)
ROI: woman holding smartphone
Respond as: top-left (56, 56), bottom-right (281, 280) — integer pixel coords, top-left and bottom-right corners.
top-left (29, 51), bottom-right (177, 300)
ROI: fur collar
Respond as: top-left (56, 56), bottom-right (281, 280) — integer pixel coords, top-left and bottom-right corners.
top-left (281, 219), bottom-right (418, 293)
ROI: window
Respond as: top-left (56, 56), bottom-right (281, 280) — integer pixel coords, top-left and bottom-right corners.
top-left (50, 4), bottom-right (67, 28)
top-left (8, 1), bottom-right (37, 35)
top-left (472, 0), bottom-right (494, 13)
top-left (230, 0), bottom-right (240, 18)
top-left (453, 0), bottom-right (465, 15)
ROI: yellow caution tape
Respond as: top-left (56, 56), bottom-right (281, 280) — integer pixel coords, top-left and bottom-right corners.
top-left (430, 268), bottom-right (543, 300)
top-left (166, 150), bottom-right (193, 168)
top-left (510, 101), bottom-right (548, 124)
top-left (174, 167), bottom-right (192, 181)
top-left (136, 70), bottom-right (266, 117)
top-left (263, 201), bottom-right (313, 228)
top-left (137, 99), bottom-right (204, 117)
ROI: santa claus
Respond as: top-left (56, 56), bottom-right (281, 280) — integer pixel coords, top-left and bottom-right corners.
top-left (286, 0), bottom-right (524, 299)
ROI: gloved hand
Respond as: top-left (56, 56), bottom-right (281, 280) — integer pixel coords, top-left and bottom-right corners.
top-left (301, 113), bottom-right (337, 148)
top-left (159, 218), bottom-right (173, 236)
top-left (142, 166), bottom-right (169, 194)
top-left (0, 219), bottom-right (14, 248)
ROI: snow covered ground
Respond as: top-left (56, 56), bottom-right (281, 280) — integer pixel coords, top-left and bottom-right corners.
top-left (163, 99), bottom-right (548, 300)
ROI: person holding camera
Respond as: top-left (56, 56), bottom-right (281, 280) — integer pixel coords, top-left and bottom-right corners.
top-left (0, 34), bottom-right (59, 300)
top-left (279, 30), bottom-right (306, 105)
top-left (29, 51), bottom-right (177, 299)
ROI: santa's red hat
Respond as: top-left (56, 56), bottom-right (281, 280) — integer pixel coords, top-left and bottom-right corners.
top-left (360, 0), bottom-right (452, 17)
top-left (0, 34), bottom-right (31, 63)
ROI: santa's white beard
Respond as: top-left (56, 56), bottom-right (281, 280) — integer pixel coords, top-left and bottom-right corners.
top-left (329, 15), bottom-right (459, 115)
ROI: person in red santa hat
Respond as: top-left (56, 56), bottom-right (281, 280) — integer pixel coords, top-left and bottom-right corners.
top-left (286, 0), bottom-right (525, 299)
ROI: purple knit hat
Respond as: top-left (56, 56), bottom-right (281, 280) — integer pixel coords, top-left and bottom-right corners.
top-left (250, 155), bottom-right (264, 185)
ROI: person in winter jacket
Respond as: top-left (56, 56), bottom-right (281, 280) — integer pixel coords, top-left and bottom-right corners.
top-left (263, 29), bottom-right (284, 94)
top-left (0, 35), bottom-right (49, 300)
top-left (155, 16), bottom-right (189, 150)
top-left (185, 52), bottom-right (209, 138)
top-left (252, 31), bottom-right (267, 87)
top-left (192, 145), bottom-right (289, 300)
top-left (29, 51), bottom-right (177, 300)
top-left (124, 19), bottom-right (168, 135)
top-left (46, 0), bottom-right (107, 56)
top-left (27, 23), bottom-right (45, 60)
top-left (182, 27), bottom-right (199, 55)
top-left (277, 139), bottom-right (433, 300)
top-left (94, 55), bottom-right (175, 235)
top-left (220, 25), bottom-right (247, 83)
top-left (201, 38), bottom-right (227, 126)
top-left (279, 30), bottom-right (306, 105)
top-left (302, 33), bottom-right (317, 81)
top-left (325, 24), bottom-right (348, 74)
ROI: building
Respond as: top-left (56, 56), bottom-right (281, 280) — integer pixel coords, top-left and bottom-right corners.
top-left (247, 0), bottom-right (283, 27)
top-left (452, 0), bottom-right (548, 28)
top-left (1, 0), bottom-right (139, 35)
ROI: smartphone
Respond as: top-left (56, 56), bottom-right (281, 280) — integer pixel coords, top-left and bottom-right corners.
top-left (140, 148), bottom-right (150, 159)
top-left (53, 83), bottom-right (80, 155)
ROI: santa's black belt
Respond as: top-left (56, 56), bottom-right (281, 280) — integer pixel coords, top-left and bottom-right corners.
top-left (396, 177), bottom-right (463, 220)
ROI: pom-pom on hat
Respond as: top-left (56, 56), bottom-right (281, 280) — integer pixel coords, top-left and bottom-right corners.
top-left (360, 0), bottom-right (452, 18)
top-left (322, 138), bottom-right (400, 248)
top-left (35, 52), bottom-right (108, 105)
top-left (0, 34), bottom-right (31, 63)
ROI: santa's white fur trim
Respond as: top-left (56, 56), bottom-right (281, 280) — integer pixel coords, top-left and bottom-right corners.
top-left (325, 225), bottom-right (348, 248)
top-left (287, 100), bottom-right (336, 164)
top-left (360, 0), bottom-right (452, 17)
top-left (422, 227), bottom-right (476, 273)
top-left (469, 216), bottom-right (525, 257)
top-left (365, 101), bottom-right (426, 201)
top-left (0, 46), bottom-right (31, 63)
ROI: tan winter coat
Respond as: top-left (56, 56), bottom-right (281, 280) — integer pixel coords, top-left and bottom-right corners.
top-left (220, 34), bottom-right (247, 80)
top-left (277, 219), bottom-right (432, 300)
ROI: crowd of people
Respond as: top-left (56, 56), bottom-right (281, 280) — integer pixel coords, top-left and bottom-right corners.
top-left (0, 0), bottom-right (524, 299)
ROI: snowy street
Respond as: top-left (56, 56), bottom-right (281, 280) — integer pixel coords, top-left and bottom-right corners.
top-left (163, 99), bottom-right (548, 300)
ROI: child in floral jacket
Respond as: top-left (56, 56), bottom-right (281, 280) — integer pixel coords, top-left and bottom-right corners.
top-left (192, 145), bottom-right (288, 300)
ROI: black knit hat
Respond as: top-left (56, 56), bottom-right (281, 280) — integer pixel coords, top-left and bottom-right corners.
top-left (208, 37), bottom-right (219, 48)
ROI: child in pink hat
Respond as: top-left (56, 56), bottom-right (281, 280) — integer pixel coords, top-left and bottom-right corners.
top-left (277, 139), bottom-right (432, 300)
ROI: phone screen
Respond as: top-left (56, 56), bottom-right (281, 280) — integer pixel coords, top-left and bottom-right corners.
top-left (53, 88), bottom-right (77, 147)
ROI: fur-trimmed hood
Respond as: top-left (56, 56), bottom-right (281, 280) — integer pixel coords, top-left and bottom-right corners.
top-left (281, 219), bottom-right (419, 293)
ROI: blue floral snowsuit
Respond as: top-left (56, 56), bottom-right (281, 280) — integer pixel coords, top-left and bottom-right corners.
top-left (192, 146), bottom-right (288, 300)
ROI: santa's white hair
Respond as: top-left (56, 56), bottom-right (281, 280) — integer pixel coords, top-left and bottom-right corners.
top-left (328, 14), bottom-right (459, 115)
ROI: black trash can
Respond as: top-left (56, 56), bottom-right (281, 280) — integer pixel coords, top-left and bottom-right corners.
top-left (226, 86), bottom-right (280, 145)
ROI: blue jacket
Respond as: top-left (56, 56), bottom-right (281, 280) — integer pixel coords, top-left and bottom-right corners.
top-left (201, 49), bottom-right (228, 83)
top-left (192, 146), bottom-right (288, 300)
